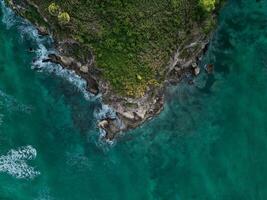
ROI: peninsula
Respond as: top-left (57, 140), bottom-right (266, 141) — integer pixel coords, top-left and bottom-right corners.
top-left (5, 0), bottom-right (222, 141)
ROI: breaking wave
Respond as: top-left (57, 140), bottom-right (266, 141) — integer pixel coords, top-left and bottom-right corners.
top-left (0, 145), bottom-right (40, 179)
top-left (93, 104), bottom-right (125, 145)
top-left (0, 0), bottom-right (93, 100)
top-left (0, 0), bottom-right (16, 29)
top-left (94, 104), bottom-right (117, 120)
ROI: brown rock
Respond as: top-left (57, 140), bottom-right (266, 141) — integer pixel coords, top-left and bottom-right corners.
top-left (205, 64), bottom-right (214, 74)
top-left (98, 120), bottom-right (108, 129)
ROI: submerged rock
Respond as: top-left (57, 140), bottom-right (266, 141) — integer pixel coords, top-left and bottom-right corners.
top-left (205, 64), bottom-right (214, 74)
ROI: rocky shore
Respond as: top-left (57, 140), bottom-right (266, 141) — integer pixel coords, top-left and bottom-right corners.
top-left (46, 35), bottom-right (211, 141)
top-left (6, 0), bottom-right (215, 141)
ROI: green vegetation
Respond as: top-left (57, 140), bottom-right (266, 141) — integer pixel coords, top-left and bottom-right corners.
top-left (57, 12), bottom-right (70, 25)
top-left (48, 3), bottom-right (70, 25)
top-left (200, 0), bottom-right (217, 11)
top-left (22, 0), bottom-right (220, 97)
top-left (48, 3), bottom-right (60, 16)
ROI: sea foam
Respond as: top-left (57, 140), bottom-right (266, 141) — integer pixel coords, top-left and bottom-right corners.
top-left (94, 104), bottom-right (117, 120)
top-left (0, 0), bottom-right (16, 29)
top-left (0, 145), bottom-right (40, 179)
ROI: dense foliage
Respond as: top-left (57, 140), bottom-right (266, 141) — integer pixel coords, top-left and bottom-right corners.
top-left (200, 0), bottom-right (217, 11)
top-left (57, 12), bottom-right (70, 24)
top-left (25, 0), bottom-right (220, 97)
top-left (48, 3), bottom-right (60, 16)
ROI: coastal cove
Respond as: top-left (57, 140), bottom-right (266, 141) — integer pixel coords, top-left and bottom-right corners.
top-left (1, 0), bottom-right (267, 200)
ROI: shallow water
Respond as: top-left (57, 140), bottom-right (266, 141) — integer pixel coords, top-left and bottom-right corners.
top-left (1, 0), bottom-right (267, 199)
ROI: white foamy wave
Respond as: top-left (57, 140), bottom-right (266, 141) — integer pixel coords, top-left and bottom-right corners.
top-left (94, 104), bottom-right (115, 143)
top-left (94, 104), bottom-right (116, 120)
top-left (94, 104), bottom-right (125, 129)
top-left (1, 0), bottom-right (48, 43)
top-left (0, 1), bottom-right (16, 29)
top-left (18, 23), bottom-right (49, 45)
top-left (0, 145), bottom-right (40, 179)
top-left (33, 58), bottom-right (94, 100)
top-left (93, 104), bottom-right (125, 145)
top-left (31, 39), bottom-right (94, 100)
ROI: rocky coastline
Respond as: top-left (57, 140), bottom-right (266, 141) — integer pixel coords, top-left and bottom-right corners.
top-left (6, 0), bottom-right (215, 141)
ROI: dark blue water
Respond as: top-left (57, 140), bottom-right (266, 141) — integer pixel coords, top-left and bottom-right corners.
top-left (1, 0), bottom-right (267, 199)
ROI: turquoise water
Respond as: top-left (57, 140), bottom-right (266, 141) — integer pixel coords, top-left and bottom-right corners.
top-left (1, 0), bottom-right (267, 199)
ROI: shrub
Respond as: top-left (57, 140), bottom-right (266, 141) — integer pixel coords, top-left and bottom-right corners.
top-left (48, 3), bottom-right (60, 16)
top-left (199, 0), bottom-right (216, 12)
top-left (58, 12), bottom-right (70, 25)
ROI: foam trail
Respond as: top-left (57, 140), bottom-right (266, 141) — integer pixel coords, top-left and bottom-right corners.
top-left (0, 113), bottom-right (3, 126)
top-left (35, 187), bottom-right (55, 200)
top-left (0, 146), bottom-right (40, 179)
top-left (0, 90), bottom-right (33, 114)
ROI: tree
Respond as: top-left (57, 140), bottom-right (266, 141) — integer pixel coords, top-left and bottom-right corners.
top-left (199, 0), bottom-right (216, 12)
top-left (48, 3), bottom-right (60, 16)
top-left (58, 12), bottom-right (70, 25)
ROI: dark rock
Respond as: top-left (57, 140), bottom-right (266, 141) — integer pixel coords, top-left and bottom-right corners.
top-left (28, 47), bottom-right (34, 52)
top-left (86, 76), bottom-right (99, 95)
top-left (37, 26), bottom-right (49, 36)
top-left (98, 118), bottom-right (121, 141)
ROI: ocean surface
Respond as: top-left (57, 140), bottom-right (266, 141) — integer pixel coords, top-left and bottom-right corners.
top-left (0, 0), bottom-right (267, 199)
